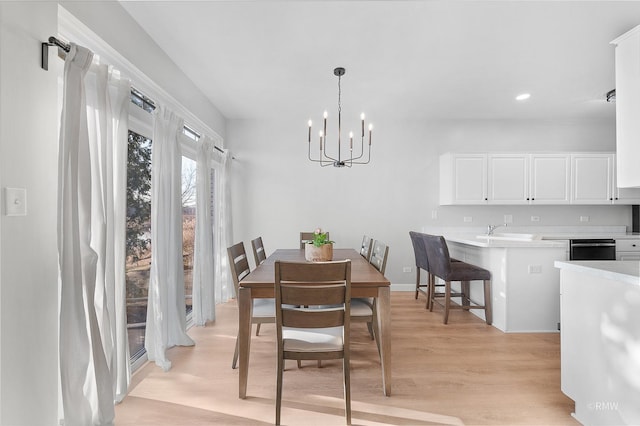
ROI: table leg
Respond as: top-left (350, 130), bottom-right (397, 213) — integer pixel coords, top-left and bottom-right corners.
top-left (376, 286), bottom-right (391, 396)
top-left (238, 286), bottom-right (253, 399)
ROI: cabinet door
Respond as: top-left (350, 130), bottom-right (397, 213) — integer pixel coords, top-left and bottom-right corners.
top-left (571, 154), bottom-right (613, 204)
top-left (452, 154), bottom-right (487, 204)
top-left (611, 155), bottom-right (640, 203)
top-left (613, 26), bottom-right (640, 188)
top-left (487, 154), bottom-right (529, 204)
top-left (530, 154), bottom-right (571, 204)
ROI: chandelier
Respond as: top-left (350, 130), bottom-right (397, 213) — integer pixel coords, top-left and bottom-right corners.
top-left (307, 67), bottom-right (373, 167)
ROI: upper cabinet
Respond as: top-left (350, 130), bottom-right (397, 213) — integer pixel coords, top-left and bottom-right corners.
top-left (612, 26), bottom-right (640, 188)
top-left (530, 154), bottom-right (571, 204)
top-left (439, 153), bottom-right (488, 205)
top-left (440, 152), bottom-right (640, 205)
top-left (487, 154), bottom-right (529, 205)
top-left (571, 153), bottom-right (614, 204)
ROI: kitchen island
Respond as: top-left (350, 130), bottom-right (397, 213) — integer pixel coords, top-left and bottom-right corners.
top-left (555, 260), bottom-right (640, 426)
top-left (442, 234), bottom-right (567, 332)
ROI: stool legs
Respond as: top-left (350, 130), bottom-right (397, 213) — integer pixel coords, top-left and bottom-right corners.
top-left (432, 279), bottom-right (492, 325)
top-left (483, 279), bottom-right (492, 325)
top-left (443, 281), bottom-right (452, 324)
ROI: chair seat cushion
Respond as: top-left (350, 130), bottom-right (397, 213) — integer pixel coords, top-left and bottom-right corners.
top-left (350, 298), bottom-right (373, 317)
top-left (283, 326), bottom-right (343, 352)
top-left (252, 298), bottom-right (275, 317)
top-left (447, 261), bottom-right (491, 281)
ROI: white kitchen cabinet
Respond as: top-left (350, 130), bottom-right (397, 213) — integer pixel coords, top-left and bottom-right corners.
top-left (556, 261), bottom-right (640, 425)
top-left (439, 153), bottom-right (487, 204)
top-left (616, 239), bottom-right (640, 260)
top-left (570, 153), bottom-right (614, 204)
top-left (612, 25), bottom-right (640, 188)
top-left (529, 154), bottom-right (571, 204)
top-left (487, 154), bottom-right (529, 204)
top-left (441, 151), bottom-right (639, 205)
top-left (612, 155), bottom-right (640, 203)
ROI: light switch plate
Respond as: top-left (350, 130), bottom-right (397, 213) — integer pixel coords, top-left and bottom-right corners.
top-left (5, 187), bottom-right (27, 216)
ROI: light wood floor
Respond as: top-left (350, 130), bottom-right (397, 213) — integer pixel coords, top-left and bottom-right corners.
top-left (115, 292), bottom-right (578, 425)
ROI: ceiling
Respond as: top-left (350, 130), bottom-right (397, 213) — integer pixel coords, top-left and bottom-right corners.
top-left (119, 1), bottom-right (640, 124)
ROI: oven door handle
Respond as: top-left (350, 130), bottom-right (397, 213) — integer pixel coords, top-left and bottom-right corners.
top-left (570, 243), bottom-right (616, 248)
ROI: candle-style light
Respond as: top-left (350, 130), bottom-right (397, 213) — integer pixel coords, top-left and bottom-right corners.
top-left (307, 67), bottom-right (374, 167)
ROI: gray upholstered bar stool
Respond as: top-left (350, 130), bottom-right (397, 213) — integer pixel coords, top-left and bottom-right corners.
top-left (423, 234), bottom-right (492, 325)
top-left (409, 231), bottom-right (433, 309)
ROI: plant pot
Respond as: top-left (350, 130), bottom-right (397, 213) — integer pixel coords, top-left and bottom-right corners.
top-left (305, 243), bottom-right (333, 262)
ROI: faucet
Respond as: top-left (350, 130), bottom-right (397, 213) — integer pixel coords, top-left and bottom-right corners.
top-left (487, 223), bottom-right (507, 235)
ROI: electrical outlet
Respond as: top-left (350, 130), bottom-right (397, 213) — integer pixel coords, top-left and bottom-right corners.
top-left (431, 210), bottom-right (438, 220)
top-left (504, 214), bottom-right (513, 224)
top-left (403, 266), bottom-right (412, 273)
top-left (463, 216), bottom-right (472, 222)
top-left (580, 216), bottom-right (590, 222)
top-left (528, 265), bottom-right (542, 273)
top-left (531, 216), bottom-right (540, 222)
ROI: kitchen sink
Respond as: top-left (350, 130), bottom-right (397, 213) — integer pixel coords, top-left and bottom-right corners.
top-left (476, 233), bottom-right (540, 241)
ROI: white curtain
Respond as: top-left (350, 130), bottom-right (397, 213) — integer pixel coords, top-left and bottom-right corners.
top-left (58, 44), bottom-right (130, 426)
top-left (192, 136), bottom-right (215, 325)
top-left (145, 106), bottom-right (195, 370)
top-left (212, 146), bottom-right (234, 304)
top-left (192, 137), bottom-right (233, 324)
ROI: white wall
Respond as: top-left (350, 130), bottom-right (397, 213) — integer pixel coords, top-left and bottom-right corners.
top-left (227, 116), bottom-right (631, 287)
top-left (0, 3), bottom-right (60, 425)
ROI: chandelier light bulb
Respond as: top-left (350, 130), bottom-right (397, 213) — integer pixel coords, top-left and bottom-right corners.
top-left (308, 120), bottom-right (312, 127)
top-left (360, 113), bottom-right (365, 120)
top-left (323, 111), bottom-right (328, 119)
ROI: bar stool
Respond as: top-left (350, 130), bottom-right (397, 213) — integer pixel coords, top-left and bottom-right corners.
top-left (409, 231), bottom-right (433, 309)
top-left (423, 234), bottom-right (492, 325)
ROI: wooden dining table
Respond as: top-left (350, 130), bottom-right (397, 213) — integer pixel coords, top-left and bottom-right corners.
top-left (237, 248), bottom-right (392, 398)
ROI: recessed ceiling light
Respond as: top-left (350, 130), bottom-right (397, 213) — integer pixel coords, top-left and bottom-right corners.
top-left (516, 93), bottom-right (531, 101)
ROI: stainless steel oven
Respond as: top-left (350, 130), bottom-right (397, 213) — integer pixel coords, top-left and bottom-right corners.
top-left (569, 239), bottom-right (616, 260)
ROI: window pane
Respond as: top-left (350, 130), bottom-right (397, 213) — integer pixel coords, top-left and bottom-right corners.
top-left (182, 157), bottom-right (196, 317)
top-left (126, 130), bottom-right (152, 362)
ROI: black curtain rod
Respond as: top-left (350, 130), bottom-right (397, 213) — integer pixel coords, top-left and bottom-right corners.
top-left (41, 36), bottom-right (228, 157)
top-left (41, 36), bottom-right (69, 70)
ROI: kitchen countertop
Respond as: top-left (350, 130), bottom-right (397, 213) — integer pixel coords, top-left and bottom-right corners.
top-left (554, 260), bottom-right (640, 286)
top-left (445, 233), bottom-right (568, 248)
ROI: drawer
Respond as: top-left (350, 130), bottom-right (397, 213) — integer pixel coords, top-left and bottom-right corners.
top-left (616, 239), bottom-right (640, 252)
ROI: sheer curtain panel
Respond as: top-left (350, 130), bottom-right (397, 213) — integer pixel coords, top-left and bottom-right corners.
top-left (193, 136), bottom-right (215, 325)
top-left (58, 43), bottom-right (131, 426)
top-left (145, 106), bottom-right (195, 370)
top-left (212, 146), bottom-right (234, 303)
top-left (192, 136), bottom-right (233, 324)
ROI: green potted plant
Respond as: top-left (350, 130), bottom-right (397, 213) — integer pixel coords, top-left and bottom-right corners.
top-left (305, 228), bottom-right (334, 262)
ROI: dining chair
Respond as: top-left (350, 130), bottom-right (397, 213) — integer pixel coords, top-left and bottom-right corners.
top-left (369, 240), bottom-right (389, 275)
top-left (274, 259), bottom-right (352, 425)
top-left (299, 231), bottom-right (329, 249)
top-left (423, 234), bottom-right (492, 325)
top-left (352, 239), bottom-right (389, 343)
top-left (250, 236), bottom-right (267, 267)
top-left (359, 234), bottom-right (373, 261)
top-left (227, 242), bottom-right (276, 369)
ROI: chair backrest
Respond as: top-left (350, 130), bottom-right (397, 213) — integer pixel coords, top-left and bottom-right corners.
top-left (409, 231), bottom-right (429, 271)
top-left (274, 260), bottom-right (351, 331)
top-left (251, 236), bottom-right (267, 266)
top-left (360, 235), bottom-right (373, 261)
top-left (300, 231), bottom-right (329, 249)
top-left (369, 240), bottom-right (389, 275)
top-left (422, 234), bottom-right (452, 280)
top-left (227, 242), bottom-right (251, 295)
